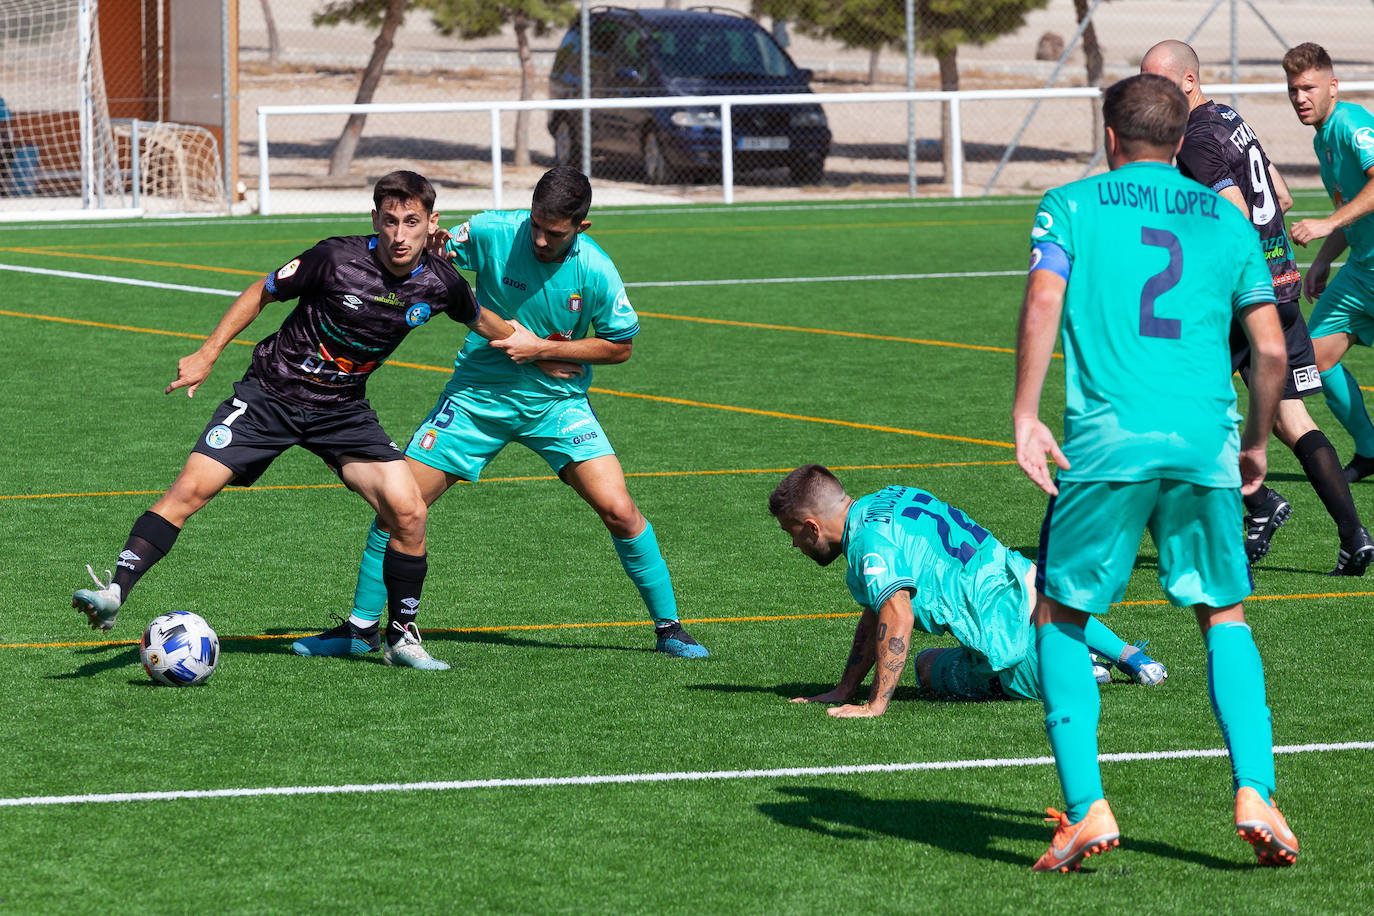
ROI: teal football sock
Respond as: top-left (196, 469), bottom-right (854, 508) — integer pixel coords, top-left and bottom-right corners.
top-left (1036, 621), bottom-right (1103, 823)
top-left (1082, 616), bottom-right (1128, 664)
top-left (1320, 364), bottom-right (1374, 457)
top-left (611, 521), bottom-right (678, 626)
top-left (1205, 621), bottom-right (1276, 798)
top-left (350, 519), bottom-right (391, 625)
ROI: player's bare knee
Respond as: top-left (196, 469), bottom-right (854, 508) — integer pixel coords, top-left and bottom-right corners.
top-left (597, 498), bottom-right (643, 538)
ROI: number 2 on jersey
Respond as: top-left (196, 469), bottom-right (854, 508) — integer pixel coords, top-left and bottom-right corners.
top-left (1139, 227), bottom-right (1182, 340)
top-left (901, 494), bottom-right (989, 566)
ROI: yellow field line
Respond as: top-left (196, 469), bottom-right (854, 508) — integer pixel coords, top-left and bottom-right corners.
top-left (8, 591), bottom-right (1371, 650)
top-left (2, 460), bottom-right (1017, 501)
top-left (4, 310), bottom-right (1010, 449)
top-left (2, 246), bottom-right (263, 276)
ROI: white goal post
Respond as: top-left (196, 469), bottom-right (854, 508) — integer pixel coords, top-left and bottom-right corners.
top-left (0, 0), bottom-right (227, 219)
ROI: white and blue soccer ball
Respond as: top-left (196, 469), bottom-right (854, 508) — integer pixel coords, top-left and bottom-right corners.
top-left (140, 611), bottom-right (220, 687)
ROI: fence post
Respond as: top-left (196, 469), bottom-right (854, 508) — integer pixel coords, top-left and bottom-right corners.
top-left (491, 108), bottom-right (503, 210)
top-left (721, 102), bottom-right (733, 205)
top-left (257, 109), bottom-right (271, 216)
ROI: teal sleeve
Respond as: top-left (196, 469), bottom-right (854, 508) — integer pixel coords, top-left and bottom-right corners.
top-left (844, 529), bottom-right (916, 611)
top-left (1031, 188), bottom-right (1073, 259)
top-left (446, 217), bottom-right (480, 271)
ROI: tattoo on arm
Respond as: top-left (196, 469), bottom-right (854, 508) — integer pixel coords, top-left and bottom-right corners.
top-left (876, 622), bottom-right (887, 641)
top-left (887, 636), bottom-right (906, 656)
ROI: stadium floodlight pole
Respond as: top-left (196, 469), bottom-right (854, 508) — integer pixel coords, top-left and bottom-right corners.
top-left (905, 0), bottom-right (916, 197)
top-left (580, 0), bottom-right (591, 176)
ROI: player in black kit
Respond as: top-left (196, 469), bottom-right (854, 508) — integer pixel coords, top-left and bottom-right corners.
top-left (1142, 40), bottom-right (1374, 575)
top-left (72, 171), bottom-right (516, 668)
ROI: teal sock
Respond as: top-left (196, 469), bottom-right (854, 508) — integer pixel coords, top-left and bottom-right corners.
top-left (1036, 621), bottom-right (1103, 822)
top-left (1320, 364), bottom-right (1374, 456)
top-left (1205, 621), bottom-right (1276, 797)
top-left (611, 521), bottom-right (677, 626)
top-left (1082, 616), bottom-right (1128, 664)
top-left (350, 519), bottom-right (391, 625)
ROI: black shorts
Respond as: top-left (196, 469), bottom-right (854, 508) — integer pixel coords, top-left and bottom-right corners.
top-left (1230, 298), bottom-right (1323, 400)
top-left (191, 376), bottom-right (402, 486)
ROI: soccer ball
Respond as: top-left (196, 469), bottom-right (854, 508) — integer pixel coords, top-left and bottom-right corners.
top-left (140, 611), bottom-right (220, 686)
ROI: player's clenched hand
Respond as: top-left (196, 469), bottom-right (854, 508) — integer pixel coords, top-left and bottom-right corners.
top-left (1239, 446), bottom-right (1269, 496)
top-left (1303, 259), bottom-right (1330, 303)
top-left (425, 228), bottom-right (455, 259)
top-left (487, 319), bottom-right (545, 363)
top-left (534, 359), bottom-right (584, 379)
top-left (826, 702), bottom-right (882, 718)
top-left (1014, 415), bottom-right (1068, 496)
top-left (1289, 217), bottom-right (1332, 248)
top-left (166, 350), bottom-right (215, 398)
top-left (790, 687), bottom-right (851, 704)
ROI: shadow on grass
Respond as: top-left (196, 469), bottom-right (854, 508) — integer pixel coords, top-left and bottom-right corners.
top-left (757, 785), bottom-right (1246, 870)
top-left (689, 682), bottom-right (926, 702)
top-left (48, 644), bottom-right (141, 680)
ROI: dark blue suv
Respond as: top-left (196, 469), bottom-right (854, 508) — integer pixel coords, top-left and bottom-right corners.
top-left (547, 7), bottom-right (830, 184)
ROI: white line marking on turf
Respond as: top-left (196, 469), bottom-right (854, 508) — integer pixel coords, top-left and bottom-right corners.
top-left (3, 741), bottom-right (1368, 808)
top-left (0, 262), bottom-right (239, 297)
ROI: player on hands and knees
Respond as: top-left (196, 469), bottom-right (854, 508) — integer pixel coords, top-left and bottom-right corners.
top-left (769, 465), bottom-right (1166, 717)
top-left (1014, 74), bottom-right (1296, 870)
top-left (74, 171), bottom-right (517, 670)
top-left (1141, 40), bottom-right (1373, 575)
top-left (1282, 43), bottom-right (1374, 488)
top-left (293, 167), bottom-right (706, 661)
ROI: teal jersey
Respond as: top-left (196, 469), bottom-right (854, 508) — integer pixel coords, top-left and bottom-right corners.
top-left (1315, 101), bottom-right (1374, 268)
top-left (443, 210), bottom-right (640, 399)
top-left (1031, 161), bottom-right (1275, 486)
top-left (842, 486), bottom-right (1034, 672)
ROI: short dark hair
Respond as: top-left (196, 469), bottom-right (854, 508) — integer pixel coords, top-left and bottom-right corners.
top-left (532, 166), bottom-right (592, 224)
top-left (1102, 73), bottom-right (1188, 157)
top-left (373, 170), bottom-right (436, 213)
top-left (768, 464), bottom-right (843, 519)
top-left (1283, 42), bottom-right (1333, 78)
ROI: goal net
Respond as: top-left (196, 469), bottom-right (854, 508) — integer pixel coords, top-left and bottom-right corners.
top-left (0, 0), bottom-right (225, 216)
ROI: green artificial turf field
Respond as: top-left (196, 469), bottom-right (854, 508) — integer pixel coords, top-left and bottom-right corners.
top-left (2, 193), bottom-right (1370, 913)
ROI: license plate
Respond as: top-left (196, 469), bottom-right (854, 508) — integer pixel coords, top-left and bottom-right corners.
top-left (737, 136), bottom-right (789, 151)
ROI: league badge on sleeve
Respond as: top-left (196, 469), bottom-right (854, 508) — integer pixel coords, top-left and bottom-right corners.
top-left (276, 257), bottom-right (301, 279)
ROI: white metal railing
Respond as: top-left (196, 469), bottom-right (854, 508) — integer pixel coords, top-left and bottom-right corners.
top-left (255, 81), bottom-right (1374, 214)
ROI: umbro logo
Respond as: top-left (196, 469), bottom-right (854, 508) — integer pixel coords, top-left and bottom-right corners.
top-left (116, 549), bottom-right (140, 571)
top-left (342, 295), bottom-right (363, 310)
top-left (402, 598), bottom-right (420, 611)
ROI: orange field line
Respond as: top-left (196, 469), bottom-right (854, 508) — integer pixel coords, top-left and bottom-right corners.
top-left (7, 592), bottom-right (1371, 650)
top-left (2, 460), bottom-right (1018, 501)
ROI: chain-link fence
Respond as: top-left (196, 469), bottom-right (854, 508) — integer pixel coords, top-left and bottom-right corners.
top-left (238, 1), bottom-right (1374, 202)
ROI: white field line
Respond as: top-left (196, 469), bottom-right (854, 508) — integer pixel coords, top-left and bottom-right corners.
top-left (0, 263), bottom-right (240, 297)
top-left (2, 741), bottom-right (1368, 809)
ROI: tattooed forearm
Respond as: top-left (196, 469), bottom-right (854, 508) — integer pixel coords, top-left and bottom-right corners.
top-left (887, 636), bottom-right (906, 655)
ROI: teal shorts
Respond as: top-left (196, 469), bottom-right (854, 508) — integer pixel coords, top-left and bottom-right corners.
top-left (1308, 261), bottom-right (1374, 346)
top-left (920, 640), bottom-right (1039, 701)
top-left (1037, 478), bottom-right (1251, 614)
top-left (405, 387), bottom-right (615, 481)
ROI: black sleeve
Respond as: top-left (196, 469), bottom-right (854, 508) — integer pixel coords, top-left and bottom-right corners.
top-left (1177, 126), bottom-right (1234, 193)
top-left (264, 239), bottom-right (336, 302)
top-left (434, 257), bottom-right (479, 323)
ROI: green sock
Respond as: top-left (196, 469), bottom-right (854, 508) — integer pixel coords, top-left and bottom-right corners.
top-left (1205, 621), bottom-right (1276, 797)
top-left (1036, 621), bottom-right (1103, 823)
top-left (1320, 364), bottom-right (1374, 456)
top-left (350, 519), bottom-right (390, 625)
top-left (611, 520), bottom-right (677, 626)
top-left (1082, 616), bottom-right (1128, 664)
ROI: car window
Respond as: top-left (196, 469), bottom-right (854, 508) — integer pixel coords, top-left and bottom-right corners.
top-left (651, 25), bottom-right (796, 79)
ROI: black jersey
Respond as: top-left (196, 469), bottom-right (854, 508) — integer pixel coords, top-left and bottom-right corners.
top-left (253, 235), bottom-right (477, 408)
top-left (1176, 100), bottom-right (1301, 304)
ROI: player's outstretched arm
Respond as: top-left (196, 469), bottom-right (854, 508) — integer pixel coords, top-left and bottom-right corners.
top-left (792, 608), bottom-right (877, 704)
top-left (1292, 164), bottom-right (1374, 246)
top-left (828, 593), bottom-right (914, 718)
top-left (1238, 302), bottom-right (1285, 494)
top-left (166, 277), bottom-right (275, 398)
top-left (1013, 270), bottom-right (1069, 495)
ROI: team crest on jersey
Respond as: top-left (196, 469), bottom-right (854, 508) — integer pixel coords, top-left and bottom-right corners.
top-left (1355, 127), bottom-right (1374, 150)
top-left (1031, 211), bottom-right (1053, 239)
top-left (859, 553), bottom-right (888, 580)
top-left (406, 302), bottom-right (432, 327)
top-left (418, 430), bottom-right (437, 450)
top-left (276, 258), bottom-right (301, 280)
top-left (205, 425), bottom-right (233, 449)
top-left (454, 222), bottom-right (470, 243)
top-left (568, 294), bottom-right (582, 312)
